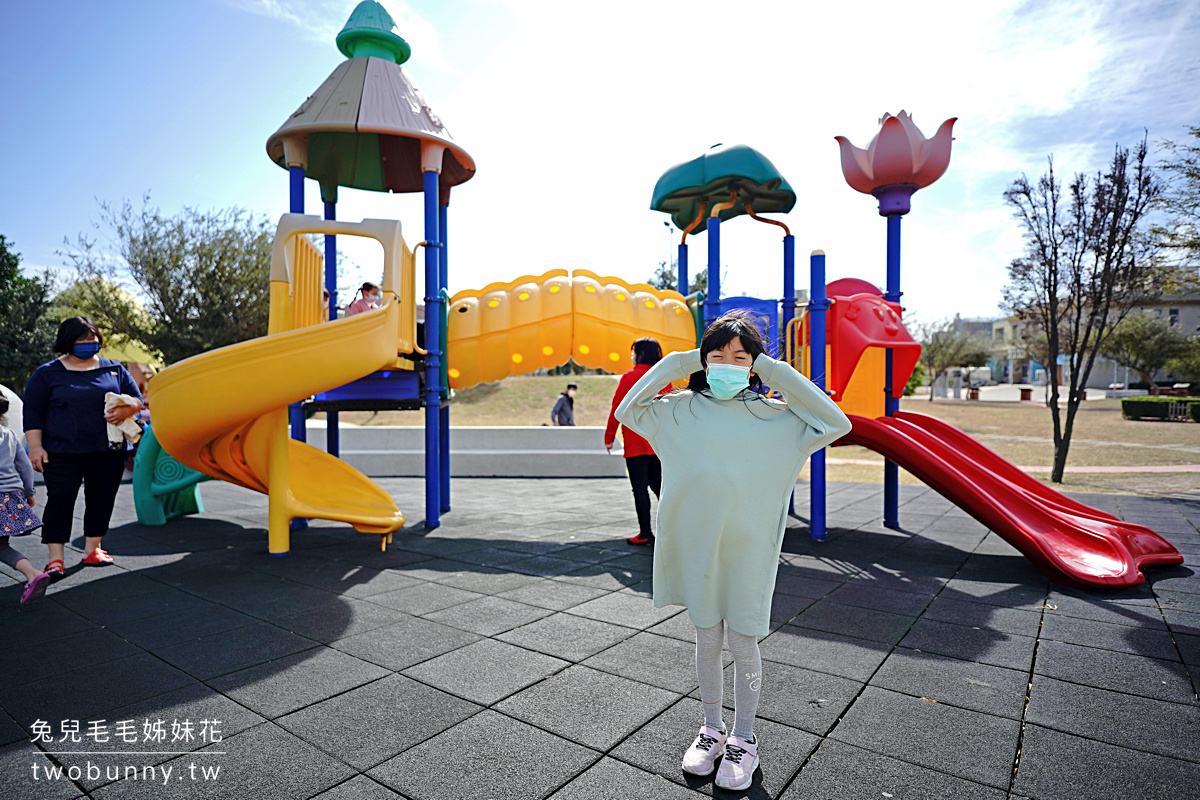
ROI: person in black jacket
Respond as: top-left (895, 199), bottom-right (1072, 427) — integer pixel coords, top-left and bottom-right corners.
top-left (550, 383), bottom-right (577, 426)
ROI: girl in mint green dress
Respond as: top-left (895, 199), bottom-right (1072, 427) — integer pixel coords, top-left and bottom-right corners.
top-left (616, 310), bottom-right (851, 791)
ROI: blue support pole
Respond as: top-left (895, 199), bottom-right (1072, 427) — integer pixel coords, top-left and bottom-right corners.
top-left (677, 242), bottom-right (688, 297)
top-left (809, 250), bottom-right (828, 542)
top-left (422, 169), bottom-right (442, 528)
top-left (438, 201), bottom-right (450, 514)
top-left (782, 235), bottom-right (796, 349)
top-left (706, 217), bottom-right (721, 325)
top-left (883, 214), bottom-right (902, 530)
top-left (287, 166), bottom-right (308, 532)
top-left (324, 200), bottom-right (340, 459)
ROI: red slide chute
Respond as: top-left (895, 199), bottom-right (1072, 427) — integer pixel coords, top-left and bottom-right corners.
top-left (841, 412), bottom-right (1182, 587)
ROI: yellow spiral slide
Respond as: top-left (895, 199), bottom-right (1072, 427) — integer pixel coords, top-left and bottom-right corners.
top-left (150, 215), bottom-right (415, 555)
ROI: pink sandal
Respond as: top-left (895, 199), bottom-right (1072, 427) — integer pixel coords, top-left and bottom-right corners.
top-left (83, 549), bottom-right (115, 566)
top-left (21, 572), bottom-right (51, 606)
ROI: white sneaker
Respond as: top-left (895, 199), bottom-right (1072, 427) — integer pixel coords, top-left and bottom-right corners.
top-left (714, 734), bottom-right (758, 790)
top-left (681, 725), bottom-right (727, 776)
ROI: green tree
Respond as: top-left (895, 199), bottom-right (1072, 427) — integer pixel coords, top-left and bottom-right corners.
top-left (0, 236), bottom-right (56, 395)
top-left (912, 317), bottom-right (991, 401)
top-left (1165, 338), bottom-right (1200, 381)
top-left (1099, 310), bottom-right (1190, 383)
top-left (61, 197), bottom-right (274, 365)
top-left (1156, 126), bottom-right (1200, 267)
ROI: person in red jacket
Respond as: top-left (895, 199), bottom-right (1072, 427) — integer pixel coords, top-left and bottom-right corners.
top-left (606, 337), bottom-right (671, 546)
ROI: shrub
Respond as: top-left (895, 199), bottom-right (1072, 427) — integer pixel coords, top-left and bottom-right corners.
top-left (1122, 396), bottom-right (1200, 420)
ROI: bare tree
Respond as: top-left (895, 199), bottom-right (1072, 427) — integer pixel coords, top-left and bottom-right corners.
top-left (1002, 138), bottom-right (1165, 482)
top-left (60, 197), bottom-right (273, 365)
top-left (912, 316), bottom-right (991, 401)
top-left (1155, 125), bottom-right (1200, 268)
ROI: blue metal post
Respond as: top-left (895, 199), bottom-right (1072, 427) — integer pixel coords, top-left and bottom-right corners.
top-left (706, 217), bottom-right (721, 325)
top-left (809, 250), bottom-right (828, 542)
top-left (438, 201), bottom-right (450, 514)
top-left (883, 214), bottom-right (902, 530)
top-left (287, 166), bottom-right (308, 532)
top-left (324, 200), bottom-right (340, 459)
top-left (782, 235), bottom-right (796, 346)
top-left (677, 242), bottom-right (688, 297)
top-left (423, 170), bottom-right (442, 528)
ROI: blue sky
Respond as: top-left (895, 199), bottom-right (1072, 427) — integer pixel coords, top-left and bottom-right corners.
top-left (2, 0), bottom-right (1197, 321)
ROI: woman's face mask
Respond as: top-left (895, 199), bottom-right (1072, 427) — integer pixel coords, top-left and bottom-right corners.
top-left (71, 340), bottom-right (101, 360)
top-left (706, 364), bottom-right (750, 399)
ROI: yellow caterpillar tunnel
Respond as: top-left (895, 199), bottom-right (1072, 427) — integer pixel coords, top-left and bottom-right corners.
top-left (446, 269), bottom-right (695, 389)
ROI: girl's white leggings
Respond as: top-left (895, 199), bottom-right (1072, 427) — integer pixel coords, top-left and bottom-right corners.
top-left (695, 620), bottom-right (761, 740)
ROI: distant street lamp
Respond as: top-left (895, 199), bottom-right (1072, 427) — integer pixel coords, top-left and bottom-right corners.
top-left (663, 220), bottom-right (673, 282)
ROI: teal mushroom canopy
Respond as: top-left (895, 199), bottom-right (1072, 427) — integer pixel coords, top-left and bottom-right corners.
top-left (651, 144), bottom-right (796, 231)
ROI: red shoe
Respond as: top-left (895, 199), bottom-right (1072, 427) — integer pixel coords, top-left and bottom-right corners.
top-left (82, 549), bottom-right (115, 566)
top-left (626, 533), bottom-right (655, 546)
top-left (43, 560), bottom-right (65, 583)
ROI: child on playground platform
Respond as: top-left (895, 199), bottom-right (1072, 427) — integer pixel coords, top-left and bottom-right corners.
top-left (0, 396), bottom-right (50, 606)
top-left (615, 310), bottom-right (851, 791)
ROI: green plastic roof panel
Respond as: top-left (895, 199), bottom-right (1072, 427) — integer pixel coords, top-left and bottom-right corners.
top-left (651, 144), bottom-right (796, 231)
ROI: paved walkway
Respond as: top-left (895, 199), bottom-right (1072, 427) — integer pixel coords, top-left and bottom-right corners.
top-left (1, 478), bottom-right (1198, 799)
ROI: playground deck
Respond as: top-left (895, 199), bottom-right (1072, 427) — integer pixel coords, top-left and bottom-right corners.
top-left (1, 478), bottom-right (1198, 799)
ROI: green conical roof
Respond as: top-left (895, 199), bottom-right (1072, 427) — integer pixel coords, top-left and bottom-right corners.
top-left (651, 144), bottom-right (795, 231)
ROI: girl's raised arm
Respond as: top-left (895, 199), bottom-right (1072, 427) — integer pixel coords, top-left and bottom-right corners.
top-left (751, 354), bottom-right (852, 452)
top-left (615, 349), bottom-right (702, 442)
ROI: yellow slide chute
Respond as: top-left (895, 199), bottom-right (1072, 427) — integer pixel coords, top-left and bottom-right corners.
top-left (446, 269), bottom-right (695, 389)
top-left (150, 215), bottom-right (415, 554)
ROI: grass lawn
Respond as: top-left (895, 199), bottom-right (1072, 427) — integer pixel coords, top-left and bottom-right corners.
top-left (318, 376), bottom-right (1200, 497)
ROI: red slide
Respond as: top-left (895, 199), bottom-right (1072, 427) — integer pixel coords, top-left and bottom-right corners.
top-left (842, 413), bottom-right (1182, 587)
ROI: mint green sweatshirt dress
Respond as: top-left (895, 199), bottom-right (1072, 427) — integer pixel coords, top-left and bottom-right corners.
top-left (615, 349), bottom-right (852, 636)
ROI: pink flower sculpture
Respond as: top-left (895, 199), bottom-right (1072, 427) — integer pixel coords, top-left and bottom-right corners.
top-left (835, 112), bottom-right (956, 213)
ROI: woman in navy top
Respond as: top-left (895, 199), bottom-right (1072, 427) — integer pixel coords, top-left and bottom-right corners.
top-left (24, 317), bottom-right (143, 579)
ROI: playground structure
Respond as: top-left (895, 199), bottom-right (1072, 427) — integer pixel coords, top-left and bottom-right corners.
top-left (141, 2), bottom-right (1181, 585)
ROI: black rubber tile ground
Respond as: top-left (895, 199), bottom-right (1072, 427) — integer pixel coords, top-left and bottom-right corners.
top-left (758, 626), bottom-right (891, 682)
top-left (780, 738), bottom-right (1007, 800)
top-left (920, 595), bottom-right (1044, 636)
top-left (582, 631), bottom-right (705, 694)
top-left (496, 612), bottom-right (638, 662)
top-left (789, 599), bottom-right (919, 645)
top-left (329, 615), bottom-right (480, 670)
top-left (367, 710), bottom-right (597, 800)
top-left (494, 578), bottom-right (607, 611)
top-left (277, 673), bottom-right (481, 771)
top-left (1033, 639), bottom-right (1195, 704)
top-left (830, 686), bottom-right (1020, 789)
top-left (1038, 613), bottom-right (1181, 661)
top-left (401, 637), bottom-right (569, 705)
top-left (151, 621), bottom-right (318, 680)
top-left (1012, 723), bottom-right (1200, 800)
top-left (547, 756), bottom-right (707, 800)
top-left (1025, 674), bottom-right (1200, 763)
top-left (422, 594), bottom-right (552, 636)
top-left (206, 647), bottom-right (389, 719)
top-left (495, 664), bottom-right (679, 750)
top-left (87, 722), bottom-right (355, 800)
top-left (869, 648), bottom-right (1029, 719)
top-left (898, 618), bottom-right (1037, 671)
top-left (0, 741), bottom-right (86, 799)
top-left (5, 477), bottom-right (1196, 799)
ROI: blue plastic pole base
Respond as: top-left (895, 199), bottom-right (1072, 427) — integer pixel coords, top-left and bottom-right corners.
top-left (810, 450), bottom-right (827, 541)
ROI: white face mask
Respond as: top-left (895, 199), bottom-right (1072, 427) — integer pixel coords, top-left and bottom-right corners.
top-left (369, 292), bottom-right (380, 301)
top-left (567, 389), bottom-right (577, 397)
